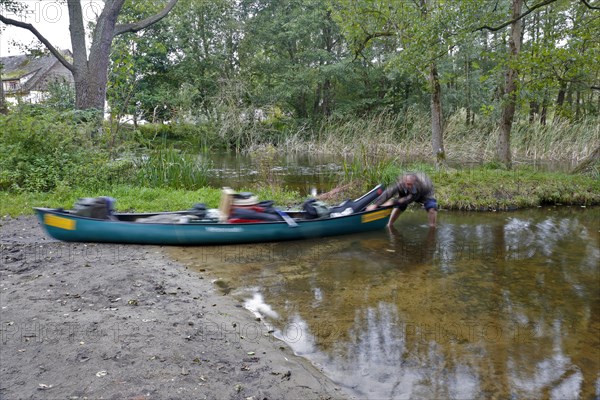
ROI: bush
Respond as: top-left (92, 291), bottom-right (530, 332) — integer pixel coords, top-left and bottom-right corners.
top-left (44, 80), bottom-right (76, 111)
top-left (0, 106), bottom-right (114, 191)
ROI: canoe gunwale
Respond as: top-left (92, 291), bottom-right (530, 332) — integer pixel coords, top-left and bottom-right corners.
top-left (33, 206), bottom-right (393, 226)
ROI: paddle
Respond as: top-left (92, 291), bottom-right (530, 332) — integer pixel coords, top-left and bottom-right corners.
top-left (275, 209), bottom-right (298, 227)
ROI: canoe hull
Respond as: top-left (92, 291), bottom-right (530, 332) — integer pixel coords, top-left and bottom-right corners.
top-left (34, 207), bottom-right (392, 245)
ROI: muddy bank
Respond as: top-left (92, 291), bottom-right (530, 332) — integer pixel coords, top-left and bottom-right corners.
top-left (0, 216), bottom-right (349, 400)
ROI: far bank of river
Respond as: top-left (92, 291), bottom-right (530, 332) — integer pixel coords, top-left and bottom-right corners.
top-left (0, 151), bottom-right (598, 216)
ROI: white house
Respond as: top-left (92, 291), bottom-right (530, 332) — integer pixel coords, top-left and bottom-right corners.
top-left (1, 50), bottom-right (74, 104)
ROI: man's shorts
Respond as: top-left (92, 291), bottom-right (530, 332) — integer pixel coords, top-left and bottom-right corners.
top-left (423, 198), bottom-right (438, 211)
top-left (394, 197), bottom-right (438, 212)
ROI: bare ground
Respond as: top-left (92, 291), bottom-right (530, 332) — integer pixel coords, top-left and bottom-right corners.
top-left (0, 216), bottom-right (350, 400)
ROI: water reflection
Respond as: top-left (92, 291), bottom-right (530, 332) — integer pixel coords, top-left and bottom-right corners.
top-left (205, 151), bottom-right (345, 194)
top-left (169, 207), bottom-right (600, 399)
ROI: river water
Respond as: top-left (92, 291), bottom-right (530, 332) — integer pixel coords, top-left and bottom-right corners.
top-left (204, 151), bottom-right (344, 194)
top-left (169, 206), bottom-right (600, 399)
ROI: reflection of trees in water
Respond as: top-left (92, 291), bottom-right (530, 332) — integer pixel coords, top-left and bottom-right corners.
top-left (267, 213), bottom-right (598, 398)
top-left (495, 215), bottom-right (599, 399)
top-left (327, 302), bottom-right (482, 399)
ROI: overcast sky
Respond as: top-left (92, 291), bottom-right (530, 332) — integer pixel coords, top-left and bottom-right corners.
top-left (1, 1), bottom-right (102, 56)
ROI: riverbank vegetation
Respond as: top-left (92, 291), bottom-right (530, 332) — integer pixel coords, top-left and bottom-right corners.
top-left (1, 105), bottom-right (598, 217)
top-left (1, 0), bottom-right (599, 216)
top-left (1, 157), bottom-right (597, 217)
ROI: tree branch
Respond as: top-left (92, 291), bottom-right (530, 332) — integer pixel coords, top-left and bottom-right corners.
top-left (349, 28), bottom-right (395, 63)
top-left (114, 0), bottom-right (179, 36)
top-left (0, 14), bottom-right (74, 71)
top-left (476, 0), bottom-right (558, 32)
top-left (580, 0), bottom-right (600, 10)
top-left (356, 30), bottom-right (395, 55)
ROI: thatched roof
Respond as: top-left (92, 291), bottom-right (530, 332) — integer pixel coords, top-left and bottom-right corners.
top-left (1, 50), bottom-right (73, 93)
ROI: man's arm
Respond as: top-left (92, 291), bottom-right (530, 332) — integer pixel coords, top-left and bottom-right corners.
top-left (373, 183), bottom-right (401, 206)
top-left (396, 193), bottom-right (415, 206)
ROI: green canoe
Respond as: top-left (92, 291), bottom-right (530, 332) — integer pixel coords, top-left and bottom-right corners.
top-left (34, 187), bottom-right (392, 245)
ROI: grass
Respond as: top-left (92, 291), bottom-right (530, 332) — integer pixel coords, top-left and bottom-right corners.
top-left (307, 148), bottom-right (599, 208)
top-left (432, 166), bottom-right (600, 210)
top-left (2, 165), bottom-right (598, 217)
top-left (0, 185), bottom-right (302, 217)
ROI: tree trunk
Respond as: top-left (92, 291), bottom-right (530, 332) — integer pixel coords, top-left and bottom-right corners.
top-left (553, 80), bottom-right (567, 122)
top-left (565, 83), bottom-right (574, 117)
top-left (74, 70), bottom-right (109, 111)
top-left (466, 106), bottom-right (471, 126)
top-left (70, 0), bottom-right (123, 111)
top-left (325, 79), bottom-right (333, 116)
top-left (296, 92), bottom-right (308, 119)
top-left (0, 67), bottom-right (7, 114)
top-left (320, 11), bottom-right (335, 117)
top-left (575, 90), bottom-right (581, 120)
top-left (556, 82), bottom-right (566, 108)
top-left (466, 56), bottom-right (472, 126)
top-left (497, 0), bottom-right (523, 168)
top-left (429, 63), bottom-right (446, 167)
top-left (529, 101), bottom-right (539, 123)
top-left (313, 78), bottom-right (332, 118)
top-left (540, 102), bottom-right (548, 125)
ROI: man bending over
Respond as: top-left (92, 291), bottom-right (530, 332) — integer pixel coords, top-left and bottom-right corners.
top-left (366, 172), bottom-right (437, 228)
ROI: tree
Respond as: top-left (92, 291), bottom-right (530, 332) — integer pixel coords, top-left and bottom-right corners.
top-left (332, 0), bottom-right (454, 166)
top-left (498, 0), bottom-right (523, 168)
top-left (0, 0), bottom-right (178, 111)
top-left (107, 0), bottom-right (242, 123)
top-left (476, 0), bottom-right (600, 166)
top-left (239, 0), bottom-right (349, 120)
top-left (166, 0), bottom-right (240, 121)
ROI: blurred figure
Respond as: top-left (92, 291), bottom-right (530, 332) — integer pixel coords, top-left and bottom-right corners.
top-left (366, 172), bottom-right (437, 228)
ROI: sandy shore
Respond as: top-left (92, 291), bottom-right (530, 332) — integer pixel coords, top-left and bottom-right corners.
top-left (0, 216), bottom-right (349, 400)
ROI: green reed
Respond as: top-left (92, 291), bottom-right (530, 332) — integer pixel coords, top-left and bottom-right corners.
top-left (134, 147), bottom-right (212, 190)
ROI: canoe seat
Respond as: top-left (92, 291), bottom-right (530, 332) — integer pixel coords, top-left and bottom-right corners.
top-left (219, 187), bottom-right (236, 222)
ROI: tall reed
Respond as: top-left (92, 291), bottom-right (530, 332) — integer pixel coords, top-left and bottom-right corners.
top-left (134, 147), bottom-right (211, 190)
top-left (245, 110), bottom-right (599, 167)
